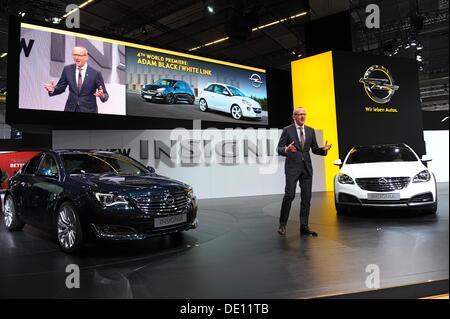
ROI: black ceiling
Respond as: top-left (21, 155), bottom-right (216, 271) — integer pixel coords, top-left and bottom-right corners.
top-left (0, 0), bottom-right (448, 110)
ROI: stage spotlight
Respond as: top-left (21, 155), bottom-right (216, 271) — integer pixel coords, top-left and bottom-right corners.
top-left (417, 42), bottom-right (423, 50)
top-left (45, 16), bottom-right (61, 24)
top-left (291, 48), bottom-right (302, 58)
top-left (205, 0), bottom-right (215, 14)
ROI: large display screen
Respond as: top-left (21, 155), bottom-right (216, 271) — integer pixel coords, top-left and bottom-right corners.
top-left (17, 22), bottom-right (268, 125)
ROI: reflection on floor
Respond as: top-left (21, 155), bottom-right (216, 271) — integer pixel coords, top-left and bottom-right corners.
top-left (0, 184), bottom-right (448, 298)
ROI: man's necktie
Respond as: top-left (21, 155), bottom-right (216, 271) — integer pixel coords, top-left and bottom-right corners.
top-left (300, 127), bottom-right (305, 150)
top-left (77, 67), bottom-right (83, 92)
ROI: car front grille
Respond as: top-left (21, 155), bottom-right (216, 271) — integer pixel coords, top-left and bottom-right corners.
top-left (355, 177), bottom-right (410, 192)
top-left (132, 191), bottom-right (189, 216)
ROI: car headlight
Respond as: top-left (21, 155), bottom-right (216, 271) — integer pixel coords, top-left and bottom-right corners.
top-left (156, 88), bottom-right (165, 92)
top-left (413, 170), bottom-right (431, 183)
top-left (337, 173), bottom-right (355, 184)
top-left (186, 187), bottom-right (195, 198)
top-left (241, 99), bottom-right (252, 106)
top-left (94, 192), bottom-right (132, 209)
top-left (185, 187), bottom-right (196, 203)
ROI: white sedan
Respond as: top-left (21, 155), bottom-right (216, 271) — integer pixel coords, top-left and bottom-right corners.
top-left (334, 144), bottom-right (437, 214)
top-left (198, 83), bottom-right (262, 120)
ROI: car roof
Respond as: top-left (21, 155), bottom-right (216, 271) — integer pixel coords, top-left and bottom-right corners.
top-left (352, 143), bottom-right (410, 150)
top-left (205, 82), bottom-right (233, 87)
top-left (52, 149), bottom-right (120, 156)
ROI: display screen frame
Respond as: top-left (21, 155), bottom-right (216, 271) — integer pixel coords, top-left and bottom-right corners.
top-left (6, 16), bottom-right (277, 131)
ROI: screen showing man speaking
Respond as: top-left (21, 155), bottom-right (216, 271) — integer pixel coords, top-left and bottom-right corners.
top-left (19, 24), bottom-right (126, 115)
top-left (17, 22), bottom-right (268, 124)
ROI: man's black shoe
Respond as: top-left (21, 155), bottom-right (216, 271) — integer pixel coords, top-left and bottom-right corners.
top-left (278, 225), bottom-right (286, 236)
top-left (300, 227), bottom-right (318, 237)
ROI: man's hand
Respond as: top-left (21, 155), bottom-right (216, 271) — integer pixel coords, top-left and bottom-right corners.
top-left (286, 141), bottom-right (297, 153)
top-left (323, 140), bottom-right (332, 152)
top-left (94, 86), bottom-right (105, 99)
top-left (44, 80), bottom-right (55, 93)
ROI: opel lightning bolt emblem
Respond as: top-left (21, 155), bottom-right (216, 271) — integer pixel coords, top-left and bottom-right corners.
top-left (165, 194), bottom-right (175, 205)
top-left (249, 74), bottom-right (263, 88)
top-left (378, 178), bottom-right (388, 185)
top-left (359, 65), bottom-right (399, 104)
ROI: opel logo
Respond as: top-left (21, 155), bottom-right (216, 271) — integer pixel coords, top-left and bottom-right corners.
top-left (249, 73), bottom-right (263, 88)
top-left (359, 65), bottom-right (399, 104)
top-left (378, 178), bottom-right (388, 185)
top-left (164, 194), bottom-right (175, 205)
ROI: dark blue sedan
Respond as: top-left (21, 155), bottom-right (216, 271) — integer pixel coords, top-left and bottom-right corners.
top-left (3, 150), bottom-right (198, 253)
top-left (141, 79), bottom-right (195, 104)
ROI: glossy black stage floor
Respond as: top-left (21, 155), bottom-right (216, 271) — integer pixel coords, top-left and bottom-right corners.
top-left (0, 184), bottom-right (448, 298)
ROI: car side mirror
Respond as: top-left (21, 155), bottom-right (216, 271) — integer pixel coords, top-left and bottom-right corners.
top-left (223, 91), bottom-right (230, 96)
top-left (421, 155), bottom-right (432, 162)
top-left (147, 166), bottom-right (156, 174)
top-left (333, 159), bottom-right (342, 166)
top-left (174, 86), bottom-right (180, 89)
top-left (36, 168), bottom-right (58, 178)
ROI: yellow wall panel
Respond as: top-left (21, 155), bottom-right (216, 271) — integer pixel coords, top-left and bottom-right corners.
top-left (291, 51), bottom-right (339, 191)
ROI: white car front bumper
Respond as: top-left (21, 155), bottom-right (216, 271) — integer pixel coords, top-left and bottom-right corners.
top-left (334, 176), bottom-right (437, 209)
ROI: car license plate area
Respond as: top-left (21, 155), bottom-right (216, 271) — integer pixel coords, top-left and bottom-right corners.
top-left (154, 214), bottom-right (187, 228)
top-left (367, 193), bottom-right (400, 200)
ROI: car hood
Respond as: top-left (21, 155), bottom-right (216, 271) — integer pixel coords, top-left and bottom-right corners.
top-left (234, 96), bottom-right (261, 108)
top-left (340, 161), bottom-right (428, 178)
top-left (142, 84), bottom-right (170, 91)
top-left (69, 174), bottom-right (188, 194)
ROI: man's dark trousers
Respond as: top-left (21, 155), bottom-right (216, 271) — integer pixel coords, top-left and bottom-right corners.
top-left (279, 160), bottom-right (312, 228)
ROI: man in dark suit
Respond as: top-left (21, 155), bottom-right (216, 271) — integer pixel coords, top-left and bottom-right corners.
top-left (44, 46), bottom-right (108, 113)
top-left (277, 107), bottom-right (332, 236)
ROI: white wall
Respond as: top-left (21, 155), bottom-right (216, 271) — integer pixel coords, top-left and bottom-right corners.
top-left (424, 130), bottom-right (449, 182)
top-left (53, 129), bottom-right (327, 199)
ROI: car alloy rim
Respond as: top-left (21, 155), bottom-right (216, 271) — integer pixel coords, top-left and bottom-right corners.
top-left (199, 100), bottom-right (207, 111)
top-left (231, 105), bottom-right (242, 119)
top-left (167, 94), bottom-right (174, 104)
top-left (57, 205), bottom-right (77, 249)
top-left (4, 197), bottom-right (14, 227)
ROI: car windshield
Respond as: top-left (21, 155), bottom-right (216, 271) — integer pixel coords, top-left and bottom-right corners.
top-left (227, 86), bottom-right (246, 97)
top-left (154, 79), bottom-right (176, 87)
top-left (61, 153), bottom-right (150, 176)
top-left (346, 146), bottom-right (418, 164)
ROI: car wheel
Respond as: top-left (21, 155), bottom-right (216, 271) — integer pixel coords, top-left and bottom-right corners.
top-left (165, 93), bottom-right (175, 104)
top-left (335, 201), bottom-right (348, 215)
top-left (56, 201), bottom-right (83, 253)
top-left (3, 195), bottom-right (25, 231)
top-left (231, 104), bottom-right (242, 120)
top-left (199, 98), bottom-right (208, 112)
top-left (425, 202), bottom-right (438, 215)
